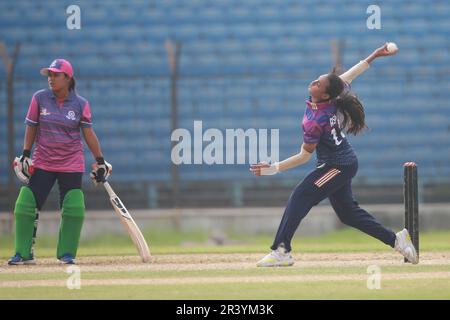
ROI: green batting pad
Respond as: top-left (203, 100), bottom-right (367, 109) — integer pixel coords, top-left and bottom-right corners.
top-left (14, 187), bottom-right (37, 259)
top-left (57, 189), bottom-right (85, 259)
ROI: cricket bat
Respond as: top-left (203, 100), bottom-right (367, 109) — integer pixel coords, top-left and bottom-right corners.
top-left (103, 181), bottom-right (151, 263)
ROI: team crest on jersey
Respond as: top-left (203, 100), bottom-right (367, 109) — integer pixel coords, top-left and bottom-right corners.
top-left (66, 110), bottom-right (76, 120)
top-left (330, 115), bottom-right (337, 127)
top-left (40, 108), bottom-right (51, 116)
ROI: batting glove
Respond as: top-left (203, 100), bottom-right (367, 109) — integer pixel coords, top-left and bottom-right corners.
top-left (90, 157), bottom-right (112, 185)
top-left (13, 149), bottom-right (34, 184)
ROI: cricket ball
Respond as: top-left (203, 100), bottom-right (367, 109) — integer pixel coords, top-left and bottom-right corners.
top-left (387, 42), bottom-right (398, 53)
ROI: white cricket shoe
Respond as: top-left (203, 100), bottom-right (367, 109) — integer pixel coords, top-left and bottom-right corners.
top-left (394, 228), bottom-right (418, 264)
top-left (257, 246), bottom-right (294, 267)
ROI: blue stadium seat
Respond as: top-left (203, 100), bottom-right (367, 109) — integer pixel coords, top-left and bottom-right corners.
top-left (0, 0), bottom-right (449, 183)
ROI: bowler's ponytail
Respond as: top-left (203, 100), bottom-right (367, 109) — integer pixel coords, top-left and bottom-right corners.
top-left (335, 92), bottom-right (367, 135)
top-left (326, 73), bottom-right (367, 135)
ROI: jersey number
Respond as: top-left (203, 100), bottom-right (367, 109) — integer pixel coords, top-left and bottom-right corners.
top-left (331, 128), bottom-right (345, 145)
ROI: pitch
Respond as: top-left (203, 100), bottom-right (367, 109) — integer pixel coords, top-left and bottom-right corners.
top-left (1, 229), bottom-right (450, 299)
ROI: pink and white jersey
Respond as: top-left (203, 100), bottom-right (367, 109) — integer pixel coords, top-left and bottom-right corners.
top-left (25, 89), bottom-right (92, 172)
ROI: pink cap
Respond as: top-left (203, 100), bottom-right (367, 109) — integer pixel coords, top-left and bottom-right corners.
top-left (40, 59), bottom-right (73, 78)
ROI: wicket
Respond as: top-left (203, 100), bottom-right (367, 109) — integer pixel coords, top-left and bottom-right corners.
top-left (403, 162), bottom-right (419, 263)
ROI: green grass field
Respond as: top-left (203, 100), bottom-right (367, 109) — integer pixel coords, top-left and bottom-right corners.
top-left (1, 228), bottom-right (450, 300)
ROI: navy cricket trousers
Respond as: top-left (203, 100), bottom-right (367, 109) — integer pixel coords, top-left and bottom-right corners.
top-left (28, 168), bottom-right (83, 210)
top-left (271, 161), bottom-right (397, 252)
